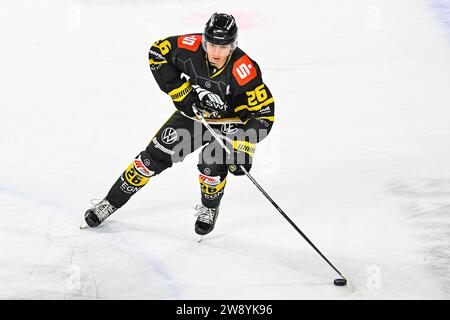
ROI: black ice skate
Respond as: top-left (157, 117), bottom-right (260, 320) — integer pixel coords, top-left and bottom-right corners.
top-left (194, 204), bottom-right (220, 238)
top-left (83, 199), bottom-right (117, 228)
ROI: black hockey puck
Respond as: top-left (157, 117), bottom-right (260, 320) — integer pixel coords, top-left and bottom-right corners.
top-left (334, 278), bottom-right (347, 286)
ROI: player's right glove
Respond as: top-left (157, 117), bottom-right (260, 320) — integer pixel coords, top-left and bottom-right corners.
top-left (194, 86), bottom-right (228, 118)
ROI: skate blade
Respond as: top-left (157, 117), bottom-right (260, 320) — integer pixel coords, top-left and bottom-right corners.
top-left (197, 235), bottom-right (203, 243)
top-left (80, 221), bottom-right (89, 230)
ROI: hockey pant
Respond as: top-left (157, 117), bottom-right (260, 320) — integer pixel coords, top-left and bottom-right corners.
top-left (105, 111), bottom-right (273, 209)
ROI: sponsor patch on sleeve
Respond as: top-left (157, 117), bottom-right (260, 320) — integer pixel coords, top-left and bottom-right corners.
top-left (177, 35), bottom-right (202, 51)
top-left (232, 54), bottom-right (257, 86)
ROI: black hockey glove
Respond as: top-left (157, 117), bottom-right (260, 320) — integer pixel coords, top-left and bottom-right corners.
top-left (194, 86), bottom-right (228, 118)
top-left (228, 163), bottom-right (251, 176)
top-left (173, 89), bottom-right (201, 117)
top-left (227, 140), bottom-right (256, 176)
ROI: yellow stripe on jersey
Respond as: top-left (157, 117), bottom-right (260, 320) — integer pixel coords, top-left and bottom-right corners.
top-left (241, 116), bottom-right (275, 125)
top-left (149, 59), bottom-right (168, 65)
top-left (152, 39), bottom-right (171, 55)
top-left (168, 82), bottom-right (193, 102)
top-left (256, 116), bottom-right (275, 122)
top-left (194, 116), bottom-right (244, 124)
top-left (234, 97), bottom-right (274, 113)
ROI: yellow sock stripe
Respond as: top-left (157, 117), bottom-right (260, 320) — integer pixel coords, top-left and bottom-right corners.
top-left (199, 177), bottom-right (227, 195)
top-left (168, 82), bottom-right (193, 102)
top-left (232, 141), bottom-right (256, 157)
top-left (234, 97), bottom-right (274, 113)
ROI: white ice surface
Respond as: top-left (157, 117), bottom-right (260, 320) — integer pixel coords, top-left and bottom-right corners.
top-left (0, 0), bottom-right (449, 299)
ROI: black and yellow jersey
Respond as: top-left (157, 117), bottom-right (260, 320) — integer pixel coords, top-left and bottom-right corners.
top-left (149, 33), bottom-right (275, 124)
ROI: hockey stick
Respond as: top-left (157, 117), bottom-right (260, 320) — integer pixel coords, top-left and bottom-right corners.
top-left (192, 106), bottom-right (348, 286)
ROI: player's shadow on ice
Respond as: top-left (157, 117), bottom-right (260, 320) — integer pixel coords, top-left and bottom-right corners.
top-left (85, 218), bottom-right (229, 243)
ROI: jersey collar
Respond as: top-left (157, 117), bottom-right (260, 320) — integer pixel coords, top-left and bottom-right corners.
top-left (205, 53), bottom-right (232, 79)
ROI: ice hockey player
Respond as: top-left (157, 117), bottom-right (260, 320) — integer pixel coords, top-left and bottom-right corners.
top-left (84, 13), bottom-right (275, 236)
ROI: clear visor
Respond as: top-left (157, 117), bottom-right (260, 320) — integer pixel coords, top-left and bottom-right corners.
top-left (201, 37), bottom-right (238, 52)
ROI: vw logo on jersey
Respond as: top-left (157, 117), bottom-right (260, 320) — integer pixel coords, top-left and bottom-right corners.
top-left (205, 81), bottom-right (211, 88)
top-left (221, 124), bottom-right (238, 135)
top-left (161, 127), bottom-right (177, 144)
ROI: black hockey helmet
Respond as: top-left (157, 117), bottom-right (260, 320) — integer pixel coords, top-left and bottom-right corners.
top-left (202, 13), bottom-right (238, 50)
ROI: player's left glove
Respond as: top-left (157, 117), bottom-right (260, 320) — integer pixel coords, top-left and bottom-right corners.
top-left (194, 86), bottom-right (228, 118)
top-left (227, 140), bottom-right (256, 176)
top-left (228, 163), bottom-right (251, 176)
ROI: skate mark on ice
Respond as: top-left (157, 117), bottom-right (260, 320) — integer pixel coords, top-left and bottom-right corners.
top-left (100, 225), bottom-right (184, 298)
top-left (390, 178), bottom-right (450, 298)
